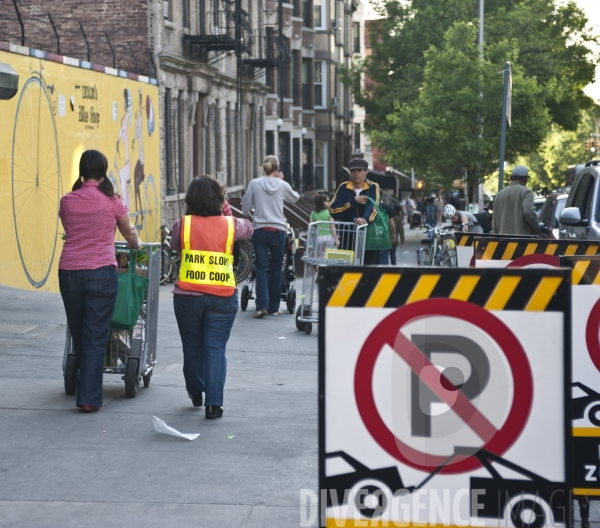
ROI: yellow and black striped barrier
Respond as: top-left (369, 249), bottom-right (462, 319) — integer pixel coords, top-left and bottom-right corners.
top-left (324, 268), bottom-right (568, 312)
top-left (455, 233), bottom-right (538, 267)
top-left (475, 238), bottom-right (600, 262)
top-left (561, 256), bottom-right (600, 285)
top-left (455, 232), bottom-right (538, 248)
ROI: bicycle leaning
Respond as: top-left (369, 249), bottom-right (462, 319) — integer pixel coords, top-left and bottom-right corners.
top-left (417, 224), bottom-right (458, 267)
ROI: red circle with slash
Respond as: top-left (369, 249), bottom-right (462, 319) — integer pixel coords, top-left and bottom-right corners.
top-left (354, 298), bottom-right (533, 473)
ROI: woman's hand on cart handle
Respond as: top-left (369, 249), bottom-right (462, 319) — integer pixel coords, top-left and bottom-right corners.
top-left (117, 216), bottom-right (142, 249)
top-left (355, 218), bottom-right (367, 226)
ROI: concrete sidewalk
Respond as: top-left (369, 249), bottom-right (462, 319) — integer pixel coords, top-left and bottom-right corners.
top-left (0, 281), bottom-right (318, 527)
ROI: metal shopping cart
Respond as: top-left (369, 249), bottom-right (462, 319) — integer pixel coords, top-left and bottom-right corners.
top-left (62, 242), bottom-right (161, 398)
top-left (295, 221), bottom-right (367, 335)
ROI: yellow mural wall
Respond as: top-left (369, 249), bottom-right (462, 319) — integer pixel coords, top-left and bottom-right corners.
top-left (0, 48), bottom-right (161, 292)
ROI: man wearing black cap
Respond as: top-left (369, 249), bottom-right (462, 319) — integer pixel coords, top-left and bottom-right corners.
top-left (330, 158), bottom-right (381, 264)
top-left (492, 165), bottom-right (540, 235)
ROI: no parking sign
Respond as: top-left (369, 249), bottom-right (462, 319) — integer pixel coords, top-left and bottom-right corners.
top-left (561, 256), bottom-right (600, 493)
top-left (320, 267), bottom-right (571, 527)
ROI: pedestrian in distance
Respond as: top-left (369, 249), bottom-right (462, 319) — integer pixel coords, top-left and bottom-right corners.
top-left (425, 197), bottom-right (438, 230)
top-left (329, 158), bottom-right (381, 265)
top-left (310, 194), bottom-right (339, 256)
top-left (242, 155), bottom-right (300, 318)
top-left (58, 150), bottom-right (141, 413)
top-left (492, 165), bottom-right (540, 235)
top-left (392, 205), bottom-right (405, 248)
top-left (379, 202), bottom-right (397, 265)
top-left (435, 194), bottom-right (445, 226)
top-left (170, 176), bottom-right (253, 419)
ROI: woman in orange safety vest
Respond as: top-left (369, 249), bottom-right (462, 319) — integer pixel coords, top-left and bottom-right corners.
top-left (170, 176), bottom-right (253, 419)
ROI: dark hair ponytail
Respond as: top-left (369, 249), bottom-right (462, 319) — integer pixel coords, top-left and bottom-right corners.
top-left (73, 149), bottom-right (114, 198)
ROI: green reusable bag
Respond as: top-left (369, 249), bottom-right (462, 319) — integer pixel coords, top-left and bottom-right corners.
top-left (111, 251), bottom-right (149, 331)
top-left (365, 197), bottom-right (391, 251)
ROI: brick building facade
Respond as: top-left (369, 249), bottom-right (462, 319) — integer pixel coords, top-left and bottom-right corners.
top-left (1, 0), bottom-right (365, 221)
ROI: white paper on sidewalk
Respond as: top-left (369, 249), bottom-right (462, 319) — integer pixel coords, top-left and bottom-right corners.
top-left (152, 416), bottom-right (200, 441)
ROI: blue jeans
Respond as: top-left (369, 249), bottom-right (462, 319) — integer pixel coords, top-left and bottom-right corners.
top-left (59, 266), bottom-right (119, 407)
top-left (252, 228), bottom-right (285, 313)
top-left (173, 292), bottom-right (238, 407)
top-left (380, 247), bottom-right (397, 265)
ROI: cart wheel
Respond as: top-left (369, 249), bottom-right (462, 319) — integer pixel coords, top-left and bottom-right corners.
top-left (143, 369), bottom-right (152, 388)
top-left (64, 353), bottom-right (77, 396)
top-left (125, 358), bottom-right (140, 398)
top-left (287, 288), bottom-right (296, 314)
top-left (241, 285), bottom-right (249, 312)
top-left (304, 323), bottom-right (313, 335)
top-left (295, 305), bottom-right (306, 331)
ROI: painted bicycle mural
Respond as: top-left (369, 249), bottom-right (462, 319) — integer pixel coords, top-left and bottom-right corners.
top-left (0, 46), bottom-right (161, 292)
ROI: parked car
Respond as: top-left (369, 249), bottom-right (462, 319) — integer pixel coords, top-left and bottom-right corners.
top-left (538, 192), bottom-right (568, 239)
top-left (534, 195), bottom-right (547, 217)
top-left (560, 159), bottom-right (600, 240)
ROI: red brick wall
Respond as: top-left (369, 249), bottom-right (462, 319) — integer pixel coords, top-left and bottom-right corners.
top-left (0, 1), bottom-right (152, 76)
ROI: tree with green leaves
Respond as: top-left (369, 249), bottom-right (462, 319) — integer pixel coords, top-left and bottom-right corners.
top-left (355, 0), bottom-right (597, 191)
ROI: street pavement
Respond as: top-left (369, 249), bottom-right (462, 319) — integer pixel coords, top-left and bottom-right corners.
top-left (0, 222), bottom-right (594, 527)
top-left (0, 278), bottom-right (318, 527)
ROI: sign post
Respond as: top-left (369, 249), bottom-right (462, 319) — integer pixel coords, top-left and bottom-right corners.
top-left (498, 61), bottom-right (512, 192)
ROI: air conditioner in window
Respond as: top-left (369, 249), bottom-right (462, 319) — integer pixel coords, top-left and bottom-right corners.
top-left (332, 97), bottom-right (340, 107)
top-left (331, 19), bottom-right (341, 30)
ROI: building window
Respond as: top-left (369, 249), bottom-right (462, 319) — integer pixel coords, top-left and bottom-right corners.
top-left (292, 51), bottom-right (300, 106)
top-left (164, 0), bottom-right (170, 20)
top-left (293, 0), bottom-right (301, 17)
top-left (177, 92), bottom-right (185, 192)
top-left (183, 0), bottom-right (190, 28)
top-left (302, 59), bottom-right (312, 109)
top-left (266, 131), bottom-right (274, 157)
top-left (215, 102), bottom-right (221, 172)
top-left (165, 89), bottom-right (173, 189)
top-left (314, 0), bottom-right (324, 29)
top-left (314, 60), bottom-right (325, 108)
top-left (315, 141), bottom-right (327, 190)
top-left (354, 124), bottom-right (361, 152)
top-left (303, 0), bottom-right (312, 28)
top-left (353, 22), bottom-right (360, 53)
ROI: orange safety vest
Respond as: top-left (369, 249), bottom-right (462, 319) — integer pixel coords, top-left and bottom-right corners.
top-left (178, 215), bottom-right (236, 297)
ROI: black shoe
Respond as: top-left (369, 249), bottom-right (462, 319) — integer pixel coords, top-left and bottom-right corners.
top-left (188, 392), bottom-right (203, 408)
top-left (205, 405), bottom-right (223, 419)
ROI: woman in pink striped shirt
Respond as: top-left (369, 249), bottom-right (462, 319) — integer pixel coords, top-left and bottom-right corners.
top-left (59, 150), bottom-right (141, 412)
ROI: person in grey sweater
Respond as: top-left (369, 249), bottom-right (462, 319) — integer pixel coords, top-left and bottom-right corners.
top-left (242, 155), bottom-right (300, 318)
top-left (492, 165), bottom-right (540, 235)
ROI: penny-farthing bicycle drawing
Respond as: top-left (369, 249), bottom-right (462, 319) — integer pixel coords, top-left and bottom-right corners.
top-left (11, 63), bottom-right (61, 288)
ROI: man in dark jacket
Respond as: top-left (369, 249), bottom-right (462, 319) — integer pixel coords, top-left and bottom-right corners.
top-left (330, 158), bottom-right (381, 264)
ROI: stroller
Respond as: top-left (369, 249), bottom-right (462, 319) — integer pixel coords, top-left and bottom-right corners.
top-left (239, 222), bottom-right (297, 314)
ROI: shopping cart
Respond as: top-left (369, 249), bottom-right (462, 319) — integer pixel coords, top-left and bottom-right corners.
top-left (295, 221), bottom-right (367, 335)
top-left (62, 242), bottom-right (161, 398)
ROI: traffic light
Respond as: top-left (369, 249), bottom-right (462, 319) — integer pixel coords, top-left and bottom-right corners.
top-left (586, 138), bottom-right (597, 151)
top-left (416, 180), bottom-right (425, 190)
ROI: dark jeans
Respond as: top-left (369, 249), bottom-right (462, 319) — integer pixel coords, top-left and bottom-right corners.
top-left (59, 266), bottom-right (118, 407)
top-left (173, 292), bottom-right (238, 407)
top-left (252, 228), bottom-right (285, 313)
top-left (380, 247), bottom-right (397, 265)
